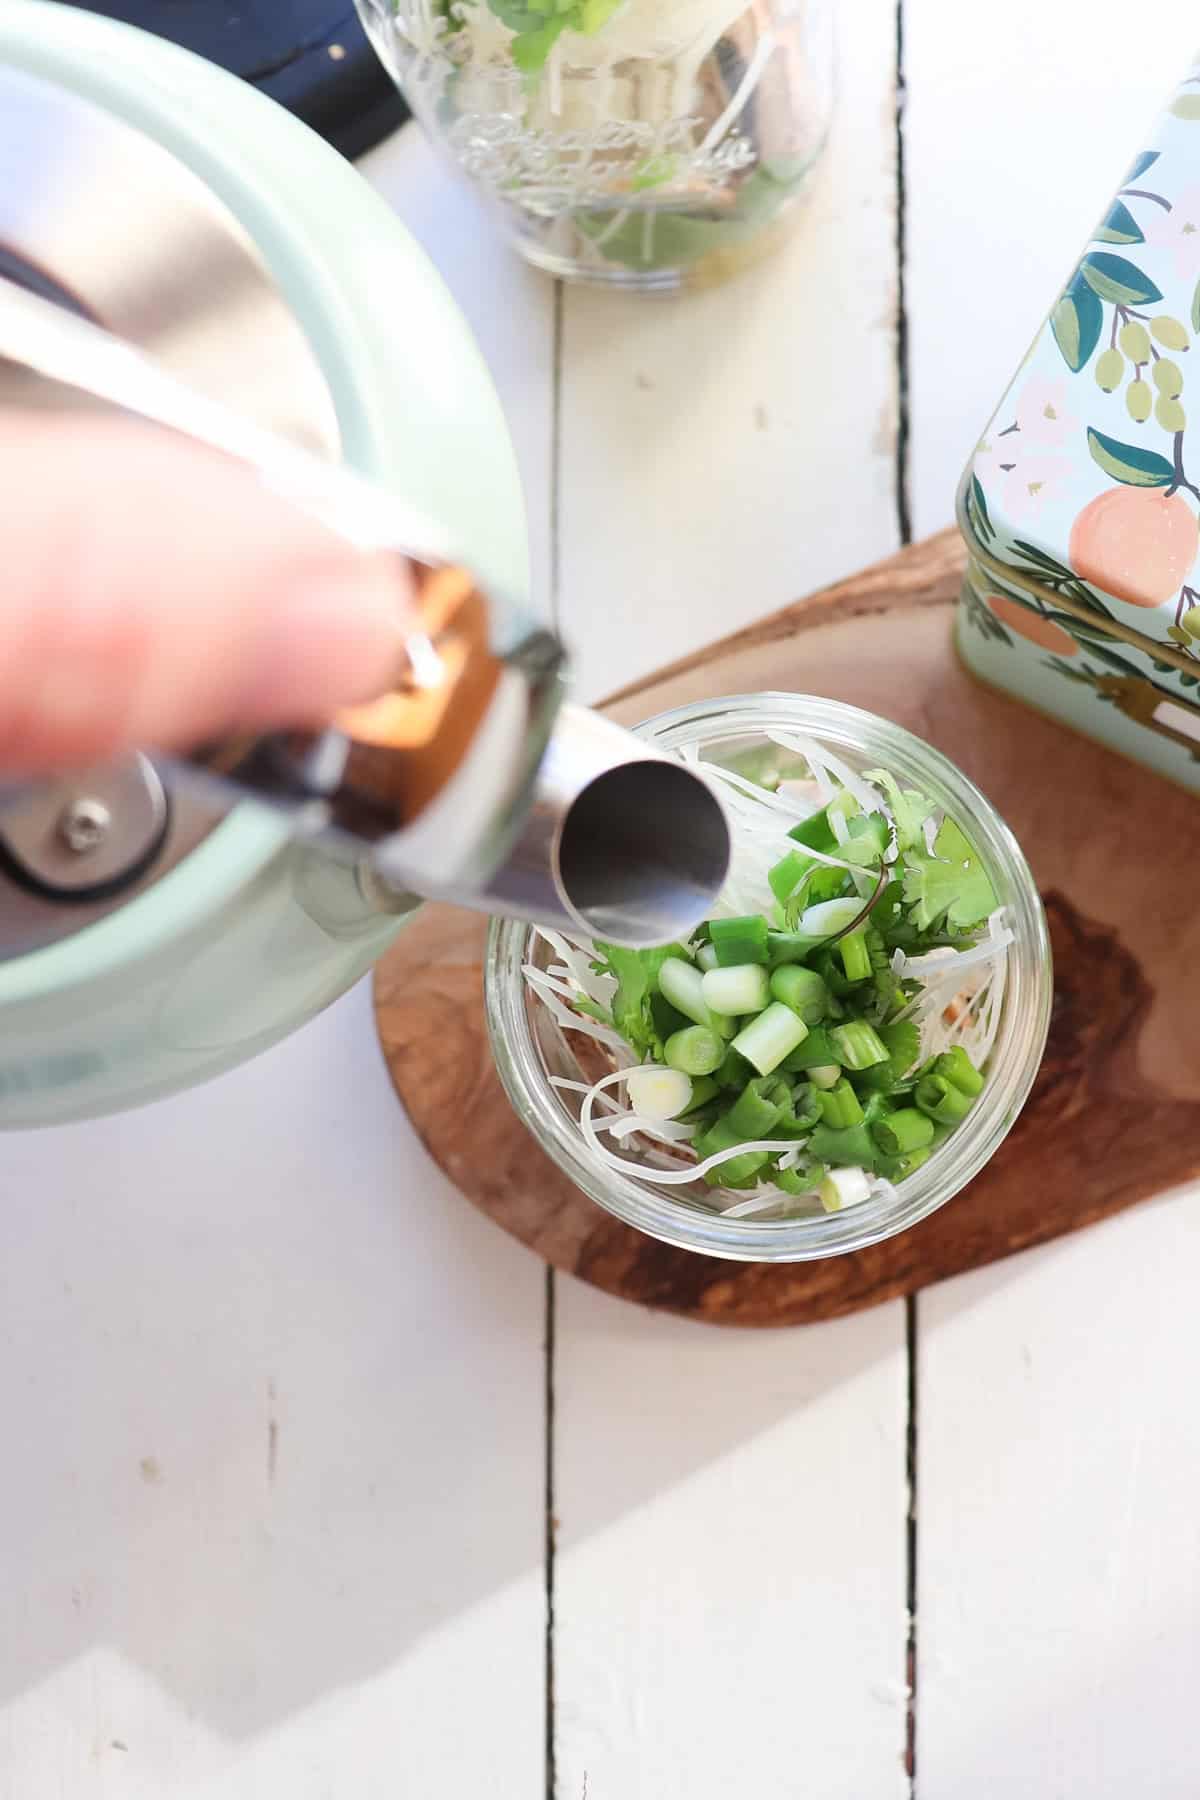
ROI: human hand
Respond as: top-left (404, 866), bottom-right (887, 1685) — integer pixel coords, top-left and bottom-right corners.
top-left (0, 413), bottom-right (409, 777)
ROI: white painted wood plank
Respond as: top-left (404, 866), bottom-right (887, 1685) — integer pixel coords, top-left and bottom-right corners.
top-left (556, 0), bottom-right (903, 702)
top-left (907, 8), bottom-right (1200, 1791)
top-left (905, 0), bottom-right (1198, 539)
top-left (361, 128), bottom-right (558, 621)
top-left (551, 14), bottom-right (909, 1795)
top-left (0, 134), bottom-right (554, 1799)
top-left (916, 1194), bottom-right (1200, 1799)
top-left (553, 1285), bottom-right (909, 1800)
top-left (0, 983), bottom-right (546, 1799)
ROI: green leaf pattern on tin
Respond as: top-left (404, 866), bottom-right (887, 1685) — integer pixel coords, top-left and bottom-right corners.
top-left (1078, 252), bottom-right (1163, 307)
top-left (1095, 200), bottom-right (1145, 246)
top-left (1086, 428), bottom-right (1175, 487)
top-left (1051, 276), bottom-right (1103, 373)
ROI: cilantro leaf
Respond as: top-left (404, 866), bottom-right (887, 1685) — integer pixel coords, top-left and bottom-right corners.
top-left (863, 768), bottom-right (934, 852)
top-left (592, 941), bottom-right (692, 1059)
top-left (577, 0), bottom-right (622, 32)
top-left (900, 816), bottom-right (997, 932)
top-left (593, 942), bottom-right (655, 1057)
top-left (486, 0), bottom-right (621, 73)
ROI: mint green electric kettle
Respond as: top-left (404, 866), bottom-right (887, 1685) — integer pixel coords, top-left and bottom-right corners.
top-left (0, 4), bottom-right (729, 1128)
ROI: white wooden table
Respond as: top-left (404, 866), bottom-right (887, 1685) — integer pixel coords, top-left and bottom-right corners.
top-left (4, 5), bottom-right (1200, 1794)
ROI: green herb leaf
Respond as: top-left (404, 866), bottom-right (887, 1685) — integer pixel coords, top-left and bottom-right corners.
top-left (577, 0), bottom-right (622, 32)
top-left (630, 152), bottom-right (679, 192)
top-left (510, 13), bottom-right (567, 71)
top-left (592, 944), bottom-right (656, 1055)
top-left (862, 767), bottom-right (933, 851)
top-left (901, 816), bottom-right (997, 932)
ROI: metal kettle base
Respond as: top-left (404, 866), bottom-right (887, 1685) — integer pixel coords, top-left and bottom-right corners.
top-left (0, 63), bottom-right (344, 963)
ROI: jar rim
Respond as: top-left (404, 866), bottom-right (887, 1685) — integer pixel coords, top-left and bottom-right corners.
top-left (484, 692), bottom-right (1052, 1262)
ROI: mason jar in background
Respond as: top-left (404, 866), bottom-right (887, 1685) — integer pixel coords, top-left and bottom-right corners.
top-left (356, 0), bottom-right (834, 290)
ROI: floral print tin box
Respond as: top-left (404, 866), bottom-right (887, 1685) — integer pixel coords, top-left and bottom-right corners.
top-left (957, 64), bottom-right (1200, 788)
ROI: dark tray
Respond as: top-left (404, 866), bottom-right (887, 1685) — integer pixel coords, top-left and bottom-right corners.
top-left (70, 0), bottom-right (408, 159)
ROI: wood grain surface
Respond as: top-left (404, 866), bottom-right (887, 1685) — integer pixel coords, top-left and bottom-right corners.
top-left (373, 529), bottom-right (1200, 1325)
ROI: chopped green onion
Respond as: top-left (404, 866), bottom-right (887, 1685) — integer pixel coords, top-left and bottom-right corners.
top-left (788, 807), bottom-right (836, 852)
top-left (768, 848), bottom-right (813, 904)
top-left (767, 929), bottom-right (819, 967)
top-left (798, 897), bottom-right (864, 941)
top-left (808, 1064), bottom-right (843, 1089)
top-left (769, 965), bottom-right (830, 1023)
top-left (855, 1018), bottom-right (921, 1093)
top-left (774, 1166), bottom-right (810, 1196)
top-left (781, 1026), bottom-right (842, 1072)
top-left (625, 1066), bottom-right (693, 1120)
top-left (763, 1075), bottom-right (794, 1109)
top-left (664, 1025), bottom-right (725, 1077)
top-left (829, 1020), bottom-right (888, 1070)
top-left (790, 1081), bottom-right (822, 1129)
top-left (731, 1002), bottom-right (810, 1077)
top-left (914, 1073), bottom-right (975, 1125)
top-left (838, 928), bottom-right (872, 982)
top-left (680, 1076), bottom-right (719, 1115)
top-left (881, 1145), bottom-right (933, 1181)
top-left (709, 915), bottom-right (770, 966)
top-left (650, 991), bottom-right (690, 1042)
top-left (696, 942), bottom-right (720, 972)
top-left (809, 1120), bottom-right (881, 1170)
top-left (928, 1046), bottom-right (985, 1097)
top-left (659, 957), bottom-right (736, 1038)
top-left (692, 1117), bottom-right (770, 1187)
top-left (819, 1165), bottom-right (872, 1211)
top-left (816, 1078), bottom-right (865, 1129)
top-left (714, 1047), bottom-right (752, 1090)
top-left (702, 963), bottom-right (771, 1017)
top-left (871, 1108), bottom-right (935, 1156)
top-left (811, 946), bottom-right (854, 998)
top-left (726, 1078), bottom-right (784, 1139)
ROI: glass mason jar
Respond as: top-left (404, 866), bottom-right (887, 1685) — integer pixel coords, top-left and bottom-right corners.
top-left (356, 0), bottom-right (834, 290)
top-left (485, 694), bottom-right (1052, 1262)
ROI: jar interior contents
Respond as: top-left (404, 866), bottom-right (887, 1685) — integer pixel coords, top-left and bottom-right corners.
top-left (361, 0), bottom-right (832, 285)
top-left (520, 728), bottom-right (1014, 1222)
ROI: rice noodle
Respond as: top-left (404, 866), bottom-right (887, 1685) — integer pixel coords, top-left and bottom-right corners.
top-left (765, 730), bottom-right (886, 819)
top-left (721, 1191), bottom-right (794, 1218)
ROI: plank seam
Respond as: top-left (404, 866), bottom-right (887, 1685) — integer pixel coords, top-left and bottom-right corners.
top-left (544, 1263), bottom-right (558, 1800)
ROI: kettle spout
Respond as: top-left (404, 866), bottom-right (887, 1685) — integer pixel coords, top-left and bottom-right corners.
top-left (380, 704), bottom-right (731, 947)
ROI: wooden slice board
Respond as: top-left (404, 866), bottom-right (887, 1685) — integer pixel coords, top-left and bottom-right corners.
top-left (373, 530), bottom-right (1200, 1326)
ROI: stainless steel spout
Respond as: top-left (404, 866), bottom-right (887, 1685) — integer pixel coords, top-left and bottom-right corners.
top-left (392, 704), bottom-right (731, 944)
